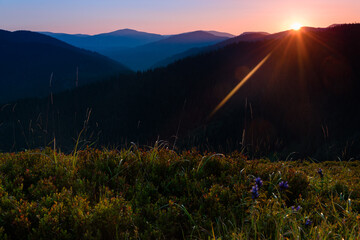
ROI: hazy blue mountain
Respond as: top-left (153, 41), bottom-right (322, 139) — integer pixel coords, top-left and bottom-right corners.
top-left (42, 29), bottom-right (234, 70)
top-left (0, 30), bottom-right (131, 103)
top-left (206, 31), bottom-right (235, 38)
top-left (40, 32), bottom-right (92, 48)
top-left (42, 29), bottom-right (165, 53)
top-left (108, 31), bottom-right (230, 70)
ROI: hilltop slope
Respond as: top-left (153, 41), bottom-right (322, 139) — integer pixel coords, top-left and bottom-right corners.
top-left (0, 30), bottom-right (131, 103)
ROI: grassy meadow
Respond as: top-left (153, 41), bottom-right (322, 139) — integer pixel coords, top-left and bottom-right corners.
top-left (0, 145), bottom-right (359, 239)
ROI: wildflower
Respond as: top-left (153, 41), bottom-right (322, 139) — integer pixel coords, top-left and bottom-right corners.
top-left (318, 168), bottom-right (323, 178)
top-left (305, 219), bottom-right (312, 226)
top-left (255, 177), bottom-right (263, 188)
top-left (251, 185), bottom-right (259, 199)
top-left (291, 205), bottom-right (301, 211)
top-left (279, 181), bottom-right (289, 191)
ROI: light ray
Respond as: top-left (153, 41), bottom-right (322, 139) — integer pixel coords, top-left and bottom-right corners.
top-left (209, 52), bottom-right (272, 118)
top-left (272, 32), bottom-right (296, 82)
top-left (302, 30), bottom-right (337, 54)
top-left (295, 29), bottom-right (310, 93)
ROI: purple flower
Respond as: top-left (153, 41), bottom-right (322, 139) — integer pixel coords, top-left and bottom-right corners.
top-left (255, 177), bottom-right (263, 188)
top-left (318, 168), bottom-right (323, 178)
top-left (305, 219), bottom-right (312, 226)
top-left (279, 181), bottom-right (289, 191)
top-left (251, 185), bottom-right (259, 199)
top-left (291, 205), bottom-right (301, 211)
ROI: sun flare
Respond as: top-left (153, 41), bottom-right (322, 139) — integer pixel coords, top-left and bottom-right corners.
top-left (291, 22), bottom-right (302, 30)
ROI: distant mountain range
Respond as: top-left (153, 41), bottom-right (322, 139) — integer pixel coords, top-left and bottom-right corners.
top-left (206, 31), bottom-right (235, 38)
top-left (153, 31), bottom-right (272, 68)
top-left (108, 31), bottom-right (230, 70)
top-left (2, 24), bottom-right (360, 158)
top-left (0, 30), bottom-right (131, 103)
top-left (42, 29), bottom-right (165, 52)
top-left (42, 29), bottom-right (234, 70)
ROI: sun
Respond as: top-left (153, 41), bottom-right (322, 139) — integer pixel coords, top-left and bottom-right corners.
top-left (291, 22), bottom-right (302, 31)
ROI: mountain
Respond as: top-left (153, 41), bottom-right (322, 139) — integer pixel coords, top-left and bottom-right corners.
top-left (42, 29), bottom-right (165, 53)
top-left (1, 24), bottom-right (360, 159)
top-left (221, 31), bottom-right (271, 44)
top-left (328, 24), bottom-right (344, 28)
top-left (96, 28), bottom-right (162, 38)
top-left (0, 30), bottom-right (131, 103)
top-left (206, 31), bottom-right (235, 38)
top-left (108, 31), bottom-right (230, 70)
top-left (153, 31), bottom-right (272, 68)
top-left (43, 30), bottom-right (233, 71)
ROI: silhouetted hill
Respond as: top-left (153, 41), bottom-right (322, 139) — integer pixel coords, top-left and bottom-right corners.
top-left (219, 31), bottom-right (271, 45)
top-left (109, 31), bottom-right (229, 70)
top-left (206, 31), bottom-right (235, 38)
top-left (0, 30), bottom-right (131, 103)
top-left (328, 24), bottom-right (345, 28)
top-left (1, 24), bottom-right (360, 159)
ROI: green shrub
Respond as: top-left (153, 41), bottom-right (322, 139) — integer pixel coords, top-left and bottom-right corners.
top-left (0, 148), bottom-right (359, 239)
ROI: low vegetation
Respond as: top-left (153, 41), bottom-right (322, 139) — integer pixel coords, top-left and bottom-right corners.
top-left (0, 145), bottom-right (359, 239)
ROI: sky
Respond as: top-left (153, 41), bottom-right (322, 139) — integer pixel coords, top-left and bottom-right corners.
top-left (0, 0), bottom-right (359, 35)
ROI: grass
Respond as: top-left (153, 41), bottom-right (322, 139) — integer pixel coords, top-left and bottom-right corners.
top-left (0, 146), bottom-right (359, 239)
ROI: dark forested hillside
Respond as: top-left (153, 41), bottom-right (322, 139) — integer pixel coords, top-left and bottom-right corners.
top-left (1, 24), bottom-right (360, 159)
top-left (0, 30), bottom-right (131, 103)
top-left (152, 31), bottom-right (273, 68)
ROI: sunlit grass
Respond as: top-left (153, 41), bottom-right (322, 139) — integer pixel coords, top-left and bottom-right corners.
top-left (0, 146), bottom-right (359, 239)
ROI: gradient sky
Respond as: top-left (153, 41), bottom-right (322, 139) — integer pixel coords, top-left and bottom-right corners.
top-left (0, 0), bottom-right (359, 35)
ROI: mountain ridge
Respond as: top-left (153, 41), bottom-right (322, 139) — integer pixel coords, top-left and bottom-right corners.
top-left (42, 29), bottom-right (233, 70)
top-left (0, 30), bottom-right (131, 103)
top-left (152, 31), bottom-right (278, 68)
top-left (105, 30), bottom-right (230, 70)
